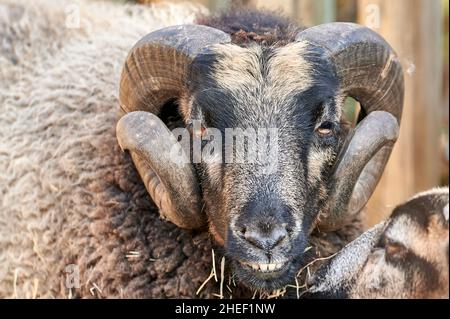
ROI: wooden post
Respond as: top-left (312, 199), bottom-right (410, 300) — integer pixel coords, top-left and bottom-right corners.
top-left (244, 0), bottom-right (294, 16)
top-left (357, 0), bottom-right (443, 226)
top-left (209, 0), bottom-right (232, 12)
top-left (246, 0), bottom-right (336, 25)
top-left (297, 0), bottom-right (336, 25)
top-left (336, 0), bottom-right (357, 22)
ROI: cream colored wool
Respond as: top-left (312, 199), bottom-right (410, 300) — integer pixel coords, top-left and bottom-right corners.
top-left (0, 0), bottom-right (215, 298)
top-left (0, 0), bottom-right (362, 299)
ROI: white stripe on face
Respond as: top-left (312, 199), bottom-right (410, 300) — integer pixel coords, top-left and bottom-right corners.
top-left (209, 41), bottom-right (313, 113)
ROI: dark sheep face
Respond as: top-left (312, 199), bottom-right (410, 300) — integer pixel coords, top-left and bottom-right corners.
top-left (354, 191), bottom-right (449, 298)
top-left (177, 42), bottom-right (347, 290)
top-left (307, 189), bottom-right (449, 299)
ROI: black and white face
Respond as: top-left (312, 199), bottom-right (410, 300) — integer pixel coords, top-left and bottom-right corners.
top-left (353, 190), bottom-right (449, 299)
top-left (308, 189), bottom-right (449, 299)
top-left (181, 41), bottom-right (347, 289)
top-left (119, 17), bottom-right (405, 294)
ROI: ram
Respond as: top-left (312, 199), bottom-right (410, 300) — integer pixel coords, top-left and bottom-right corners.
top-left (117, 9), bottom-right (403, 290)
top-left (304, 188), bottom-right (449, 299)
top-left (0, 1), bottom-right (403, 297)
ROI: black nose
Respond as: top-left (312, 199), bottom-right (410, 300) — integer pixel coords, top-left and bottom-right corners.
top-left (234, 198), bottom-right (291, 251)
top-left (242, 223), bottom-right (288, 250)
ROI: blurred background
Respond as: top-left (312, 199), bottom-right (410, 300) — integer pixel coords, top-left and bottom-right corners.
top-left (113, 0), bottom-right (449, 226)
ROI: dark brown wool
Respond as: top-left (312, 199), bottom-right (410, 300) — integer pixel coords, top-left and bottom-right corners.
top-left (196, 9), bottom-right (303, 46)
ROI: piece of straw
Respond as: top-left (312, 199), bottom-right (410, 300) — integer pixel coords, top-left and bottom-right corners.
top-left (296, 252), bottom-right (337, 278)
top-left (13, 269), bottom-right (19, 299)
top-left (219, 257), bottom-right (225, 299)
top-left (196, 270), bottom-right (215, 296)
top-left (212, 249), bottom-right (218, 282)
top-left (32, 278), bottom-right (39, 299)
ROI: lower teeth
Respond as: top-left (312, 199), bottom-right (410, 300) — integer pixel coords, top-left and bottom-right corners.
top-left (242, 262), bottom-right (285, 272)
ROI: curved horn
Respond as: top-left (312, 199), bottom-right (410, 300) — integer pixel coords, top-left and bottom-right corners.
top-left (117, 112), bottom-right (203, 229)
top-left (296, 23), bottom-right (404, 230)
top-left (325, 111), bottom-right (399, 230)
top-left (120, 24), bottom-right (231, 113)
top-left (118, 25), bottom-right (231, 229)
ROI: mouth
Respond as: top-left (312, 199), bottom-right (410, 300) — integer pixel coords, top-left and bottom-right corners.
top-left (238, 260), bottom-right (288, 273)
top-left (225, 232), bottom-right (308, 290)
top-left (232, 258), bottom-right (298, 290)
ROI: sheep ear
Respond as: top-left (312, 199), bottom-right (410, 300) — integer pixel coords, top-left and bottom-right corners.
top-left (116, 111), bottom-right (205, 229)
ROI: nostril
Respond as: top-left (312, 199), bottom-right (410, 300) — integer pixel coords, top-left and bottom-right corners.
top-left (242, 225), bottom-right (288, 250)
top-left (282, 223), bottom-right (292, 233)
top-left (244, 230), bottom-right (263, 249)
top-left (273, 229), bottom-right (287, 247)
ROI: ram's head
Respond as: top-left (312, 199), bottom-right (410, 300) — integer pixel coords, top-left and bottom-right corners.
top-left (116, 23), bottom-right (403, 290)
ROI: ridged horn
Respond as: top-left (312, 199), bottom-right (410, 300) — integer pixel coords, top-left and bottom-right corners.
top-left (296, 23), bottom-right (404, 230)
top-left (117, 25), bottom-right (231, 229)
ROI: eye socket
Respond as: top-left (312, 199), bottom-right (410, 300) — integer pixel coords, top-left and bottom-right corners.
top-left (199, 125), bottom-right (206, 137)
top-left (315, 121), bottom-right (334, 137)
top-left (384, 240), bottom-right (408, 261)
top-left (187, 122), bottom-right (206, 137)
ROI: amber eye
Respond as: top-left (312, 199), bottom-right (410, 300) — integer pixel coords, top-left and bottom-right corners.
top-left (187, 122), bottom-right (206, 137)
top-left (316, 121), bottom-right (334, 136)
top-left (197, 125), bottom-right (206, 137)
top-left (385, 241), bottom-right (407, 261)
